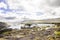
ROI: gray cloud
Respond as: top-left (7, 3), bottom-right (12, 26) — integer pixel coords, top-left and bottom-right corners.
top-left (5, 17), bottom-right (16, 20)
top-left (46, 0), bottom-right (60, 7)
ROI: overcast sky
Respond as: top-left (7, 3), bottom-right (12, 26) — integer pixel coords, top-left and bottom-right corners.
top-left (0, 0), bottom-right (60, 22)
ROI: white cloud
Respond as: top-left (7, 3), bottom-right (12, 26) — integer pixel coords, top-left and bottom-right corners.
top-left (0, 2), bottom-right (7, 9)
top-left (0, 0), bottom-right (60, 22)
